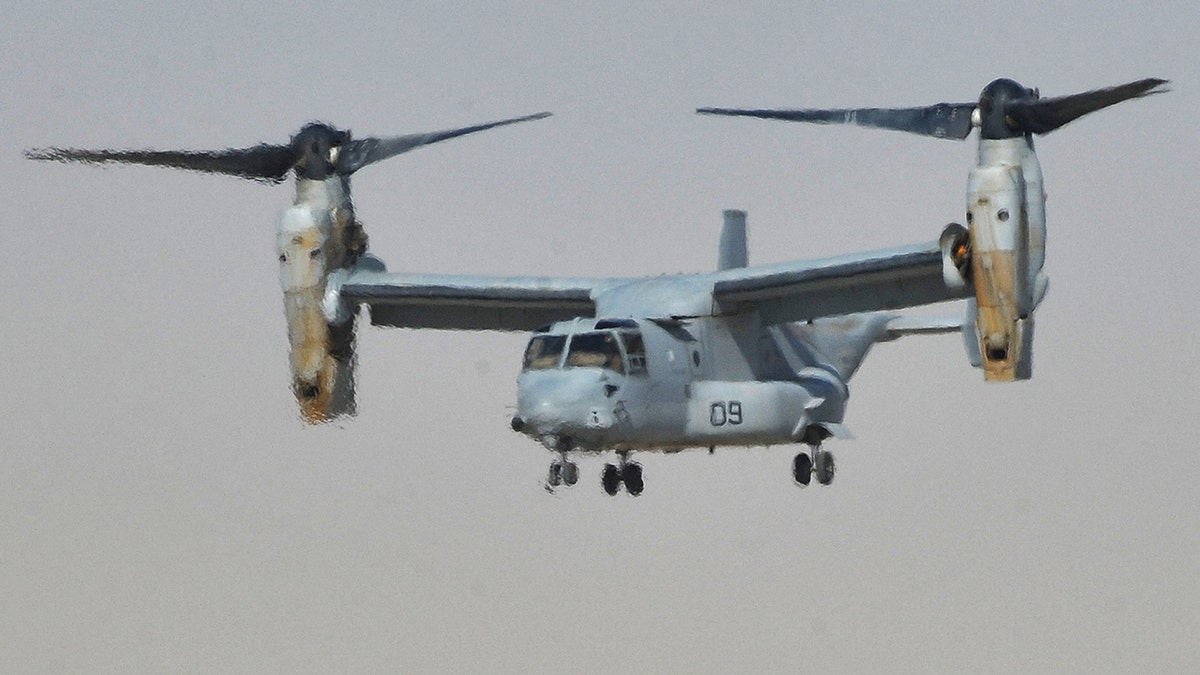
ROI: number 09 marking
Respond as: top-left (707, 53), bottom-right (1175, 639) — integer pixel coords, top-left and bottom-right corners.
top-left (709, 400), bottom-right (743, 426)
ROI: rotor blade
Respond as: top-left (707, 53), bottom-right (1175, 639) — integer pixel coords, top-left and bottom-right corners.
top-left (697, 102), bottom-right (976, 140)
top-left (1005, 78), bottom-right (1169, 135)
top-left (23, 144), bottom-right (298, 183)
top-left (338, 112), bottom-right (552, 174)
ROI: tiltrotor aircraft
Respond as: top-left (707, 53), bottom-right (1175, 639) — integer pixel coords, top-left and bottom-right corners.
top-left (27, 77), bottom-right (1165, 495)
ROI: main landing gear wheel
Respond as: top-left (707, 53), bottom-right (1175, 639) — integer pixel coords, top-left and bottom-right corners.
top-left (792, 452), bottom-right (812, 486)
top-left (794, 447), bottom-right (835, 487)
top-left (815, 449), bottom-right (835, 486)
top-left (602, 452), bottom-right (643, 496)
top-left (622, 462), bottom-right (644, 496)
top-left (602, 463), bottom-right (621, 496)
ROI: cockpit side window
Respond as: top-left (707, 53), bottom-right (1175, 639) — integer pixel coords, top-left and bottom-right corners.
top-left (523, 334), bottom-right (567, 370)
top-left (621, 330), bottom-right (647, 375)
top-left (565, 332), bottom-right (623, 372)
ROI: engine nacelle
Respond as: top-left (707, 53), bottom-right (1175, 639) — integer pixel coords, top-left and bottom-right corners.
top-left (278, 205), bottom-right (357, 422)
top-left (960, 138), bottom-right (1049, 381)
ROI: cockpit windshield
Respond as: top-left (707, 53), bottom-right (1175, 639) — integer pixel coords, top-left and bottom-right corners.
top-left (565, 332), bottom-right (623, 371)
top-left (523, 335), bottom-right (567, 370)
top-left (522, 328), bottom-right (648, 375)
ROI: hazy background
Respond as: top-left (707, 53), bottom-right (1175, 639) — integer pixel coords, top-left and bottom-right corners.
top-left (4, 1), bottom-right (1197, 671)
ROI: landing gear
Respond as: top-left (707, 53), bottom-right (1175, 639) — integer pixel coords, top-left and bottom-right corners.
top-left (792, 452), bottom-right (812, 486)
top-left (623, 461), bottom-right (644, 496)
top-left (815, 448), bottom-right (835, 485)
top-left (602, 463), bottom-right (621, 496)
top-left (546, 450), bottom-right (579, 491)
top-left (602, 452), bottom-right (643, 496)
top-left (793, 445), bottom-right (834, 487)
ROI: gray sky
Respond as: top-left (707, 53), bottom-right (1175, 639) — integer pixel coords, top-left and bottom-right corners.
top-left (4, 1), bottom-right (1198, 672)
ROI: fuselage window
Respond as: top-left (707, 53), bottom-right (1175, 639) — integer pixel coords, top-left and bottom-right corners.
top-left (523, 334), bottom-right (567, 370)
top-left (565, 332), bottom-right (623, 373)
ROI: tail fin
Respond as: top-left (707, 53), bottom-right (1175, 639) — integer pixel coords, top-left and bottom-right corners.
top-left (717, 210), bottom-right (749, 271)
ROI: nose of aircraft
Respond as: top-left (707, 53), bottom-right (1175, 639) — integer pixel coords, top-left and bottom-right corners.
top-left (513, 369), bottom-right (618, 447)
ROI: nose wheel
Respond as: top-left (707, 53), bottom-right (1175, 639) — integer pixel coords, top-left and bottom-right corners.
top-left (546, 450), bottom-right (579, 491)
top-left (793, 445), bottom-right (835, 487)
top-left (602, 452), bottom-right (643, 496)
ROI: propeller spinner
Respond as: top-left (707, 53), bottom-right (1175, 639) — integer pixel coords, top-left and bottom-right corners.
top-left (24, 112), bottom-right (552, 183)
top-left (697, 78), bottom-right (1167, 140)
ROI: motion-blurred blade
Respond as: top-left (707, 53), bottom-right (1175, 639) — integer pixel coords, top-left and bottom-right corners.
top-left (697, 102), bottom-right (976, 139)
top-left (338, 112), bottom-right (552, 174)
top-left (1004, 78), bottom-right (1169, 135)
top-left (23, 144), bottom-right (297, 183)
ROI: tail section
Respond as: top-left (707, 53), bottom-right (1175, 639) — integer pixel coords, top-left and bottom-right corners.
top-left (879, 308), bottom-right (983, 370)
top-left (769, 313), bottom-right (896, 381)
top-left (772, 309), bottom-right (991, 385)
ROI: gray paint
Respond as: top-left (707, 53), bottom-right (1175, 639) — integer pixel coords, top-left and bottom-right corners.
top-left (6, 3), bottom-right (1195, 672)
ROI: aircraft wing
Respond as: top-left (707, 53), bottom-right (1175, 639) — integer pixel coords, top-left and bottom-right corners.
top-left (712, 241), bottom-right (971, 325)
top-left (338, 269), bottom-right (612, 331)
top-left (337, 238), bottom-right (968, 331)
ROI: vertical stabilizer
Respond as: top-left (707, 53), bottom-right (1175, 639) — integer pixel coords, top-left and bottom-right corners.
top-left (718, 209), bottom-right (749, 271)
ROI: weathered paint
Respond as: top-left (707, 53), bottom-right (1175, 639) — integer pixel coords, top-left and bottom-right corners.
top-left (277, 183), bottom-right (358, 423)
top-left (965, 138), bottom-right (1044, 381)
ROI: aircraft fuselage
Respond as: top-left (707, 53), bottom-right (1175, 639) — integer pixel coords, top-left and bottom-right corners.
top-left (512, 315), bottom-right (848, 454)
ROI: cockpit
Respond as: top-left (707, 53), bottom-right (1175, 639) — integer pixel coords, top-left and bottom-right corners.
top-left (522, 319), bottom-right (647, 375)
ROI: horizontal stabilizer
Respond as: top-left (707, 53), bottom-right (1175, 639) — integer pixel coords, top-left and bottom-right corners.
top-left (881, 315), bottom-right (964, 341)
top-left (880, 310), bottom-right (983, 369)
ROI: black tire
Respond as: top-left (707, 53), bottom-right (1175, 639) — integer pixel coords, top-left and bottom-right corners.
top-left (816, 451), bottom-right (835, 486)
top-left (623, 462), bottom-right (644, 496)
top-left (602, 463), bottom-right (621, 496)
top-left (548, 461), bottom-right (563, 488)
top-left (793, 453), bottom-right (813, 486)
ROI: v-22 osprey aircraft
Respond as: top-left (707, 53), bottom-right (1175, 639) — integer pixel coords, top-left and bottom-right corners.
top-left (26, 78), bottom-right (1166, 495)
